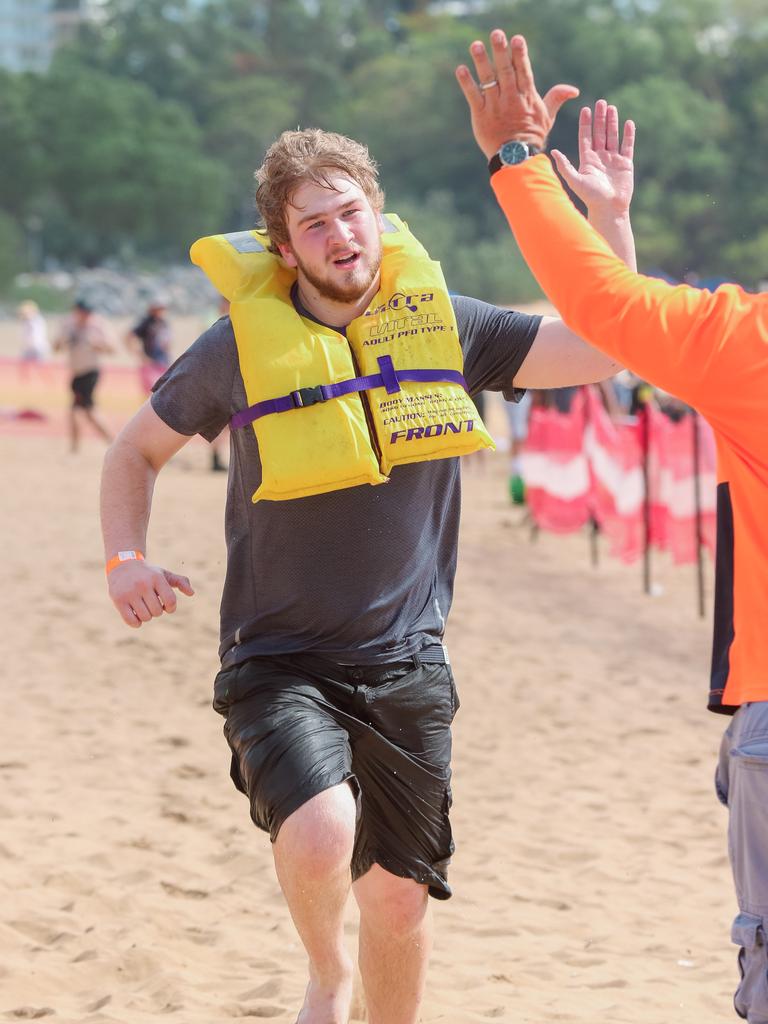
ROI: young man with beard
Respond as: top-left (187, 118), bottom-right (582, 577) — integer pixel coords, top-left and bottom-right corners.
top-left (101, 123), bottom-right (634, 1023)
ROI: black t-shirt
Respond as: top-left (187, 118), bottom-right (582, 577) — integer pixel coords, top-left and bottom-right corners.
top-left (151, 295), bottom-right (541, 664)
top-left (133, 313), bottom-right (171, 364)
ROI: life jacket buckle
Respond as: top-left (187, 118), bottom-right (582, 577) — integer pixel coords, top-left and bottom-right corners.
top-left (291, 385), bottom-right (325, 408)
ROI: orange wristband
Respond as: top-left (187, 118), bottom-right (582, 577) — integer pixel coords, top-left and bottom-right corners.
top-left (106, 550), bottom-right (145, 575)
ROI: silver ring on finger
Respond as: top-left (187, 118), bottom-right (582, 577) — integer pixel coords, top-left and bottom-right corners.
top-left (479, 79), bottom-right (499, 91)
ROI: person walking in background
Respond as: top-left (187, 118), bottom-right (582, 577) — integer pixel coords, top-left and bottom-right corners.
top-left (125, 298), bottom-right (173, 395)
top-left (54, 298), bottom-right (115, 452)
top-left (101, 119), bottom-right (633, 1024)
top-left (457, 29), bottom-right (768, 1023)
top-left (16, 300), bottom-right (50, 382)
top-left (209, 424), bottom-right (228, 472)
top-left (209, 295), bottom-right (230, 473)
top-left (503, 388), bottom-right (532, 503)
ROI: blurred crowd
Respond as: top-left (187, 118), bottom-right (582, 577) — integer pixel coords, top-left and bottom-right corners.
top-left (13, 296), bottom-right (228, 470)
top-left (15, 299), bottom-right (687, 490)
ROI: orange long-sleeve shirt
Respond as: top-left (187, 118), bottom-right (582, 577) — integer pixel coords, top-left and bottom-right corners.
top-left (492, 156), bottom-right (768, 712)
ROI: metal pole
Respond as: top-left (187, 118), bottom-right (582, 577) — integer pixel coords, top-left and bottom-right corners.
top-left (583, 386), bottom-right (600, 568)
top-left (692, 410), bottom-right (706, 618)
top-left (641, 402), bottom-right (651, 595)
top-left (590, 516), bottom-right (600, 568)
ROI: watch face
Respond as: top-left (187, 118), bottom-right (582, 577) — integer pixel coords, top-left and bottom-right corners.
top-left (500, 140), bottom-right (529, 165)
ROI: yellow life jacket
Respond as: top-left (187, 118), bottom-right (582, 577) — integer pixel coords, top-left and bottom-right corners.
top-left (190, 214), bottom-right (494, 501)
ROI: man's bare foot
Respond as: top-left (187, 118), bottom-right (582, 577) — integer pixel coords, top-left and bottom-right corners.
top-left (296, 965), bottom-right (354, 1024)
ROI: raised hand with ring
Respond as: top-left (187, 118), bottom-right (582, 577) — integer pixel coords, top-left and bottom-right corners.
top-left (455, 30), bottom-right (579, 159)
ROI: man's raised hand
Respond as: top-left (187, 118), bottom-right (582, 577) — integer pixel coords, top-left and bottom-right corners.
top-left (455, 31), bottom-right (579, 158)
top-left (551, 101), bottom-right (636, 216)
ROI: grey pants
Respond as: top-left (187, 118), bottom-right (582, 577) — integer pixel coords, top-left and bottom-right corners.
top-left (716, 702), bottom-right (768, 1023)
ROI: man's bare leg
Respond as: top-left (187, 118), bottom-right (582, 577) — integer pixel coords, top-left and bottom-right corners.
top-left (69, 407), bottom-right (80, 453)
top-left (273, 784), bottom-right (357, 1024)
top-left (84, 408), bottom-right (112, 444)
top-left (353, 865), bottom-right (432, 1024)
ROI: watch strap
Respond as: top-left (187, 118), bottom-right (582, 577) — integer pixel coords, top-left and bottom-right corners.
top-left (488, 142), bottom-right (542, 177)
top-left (488, 152), bottom-right (504, 177)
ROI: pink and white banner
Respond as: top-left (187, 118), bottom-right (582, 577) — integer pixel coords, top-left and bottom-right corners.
top-left (521, 388), bottom-right (591, 533)
top-left (521, 386), bottom-right (717, 565)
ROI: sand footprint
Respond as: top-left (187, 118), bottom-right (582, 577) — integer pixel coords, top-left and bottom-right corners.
top-left (236, 980), bottom-right (282, 1000)
top-left (9, 919), bottom-right (76, 946)
top-left (156, 735), bottom-right (190, 749)
top-left (185, 927), bottom-right (220, 946)
top-left (6, 1010), bottom-right (55, 1020)
top-left (226, 1004), bottom-right (286, 1018)
top-left (71, 948), bottom-right (99, 963)
top-left (160, 808), bottom-right (193, 824)
top-left (160, 880), bottom-right (209, 899)
top-left (84, 995), bottom-right (111, 1012)
top-left (562, 956), bottom-right (605, 968)
top-left (174, 763), bottom-right (207, 779)
top-left (473, 926), bottom-right (521, 938)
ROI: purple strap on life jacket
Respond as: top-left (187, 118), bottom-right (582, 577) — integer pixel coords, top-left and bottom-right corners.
top-left (230, 354), bottom-right (468, 430)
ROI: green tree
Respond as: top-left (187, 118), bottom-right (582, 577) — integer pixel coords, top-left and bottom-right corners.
top-left (0, 212), bottom-right (27, 290)
top-left (0, 71), bottom-right (46, 216)
top-left (395, 191), bottom-right (541, 304)
top-left (76, 0), bottom-right (270, 122)
top-left (32, 59), bottom-right (227, 263)
top-left (337, 17), bottom-right (501, 226)
top-left (607, 76), bottom-right (730, 276)
top-left (204, 75), bottom-right (302, 224)
top-left (9, 0), bottom-right (768, 283)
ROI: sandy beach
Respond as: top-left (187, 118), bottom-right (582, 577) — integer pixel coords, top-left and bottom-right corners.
top-left (0, 313), bottom-right (735, 1023)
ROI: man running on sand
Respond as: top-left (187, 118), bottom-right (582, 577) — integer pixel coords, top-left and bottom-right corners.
top-left (101, 119), bottom-right (634, 1023)
top-left (54, 298), bottom-right (115, 452)
top-left (456, 28), bottom-right (768, 1024)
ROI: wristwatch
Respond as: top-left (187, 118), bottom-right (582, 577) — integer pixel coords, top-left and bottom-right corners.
top-left (488, 140), bottom-right (541, 176)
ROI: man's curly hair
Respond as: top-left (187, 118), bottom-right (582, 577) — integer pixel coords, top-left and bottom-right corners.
top-left (255, 128), bottom-right (385, 252)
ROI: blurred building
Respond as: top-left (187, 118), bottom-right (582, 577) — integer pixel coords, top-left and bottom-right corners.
top-left (52, 0), bottom-right (107, 47)
top-left (0, 0), bottom-right (106, 73)
top-left (0, 0), bottom-right (54, 72)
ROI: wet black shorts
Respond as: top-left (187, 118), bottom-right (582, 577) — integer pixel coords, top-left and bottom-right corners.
top-left (71, 370), bottom-right (99, 408)
top-left (212, 651), bottom-right (460, 899)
